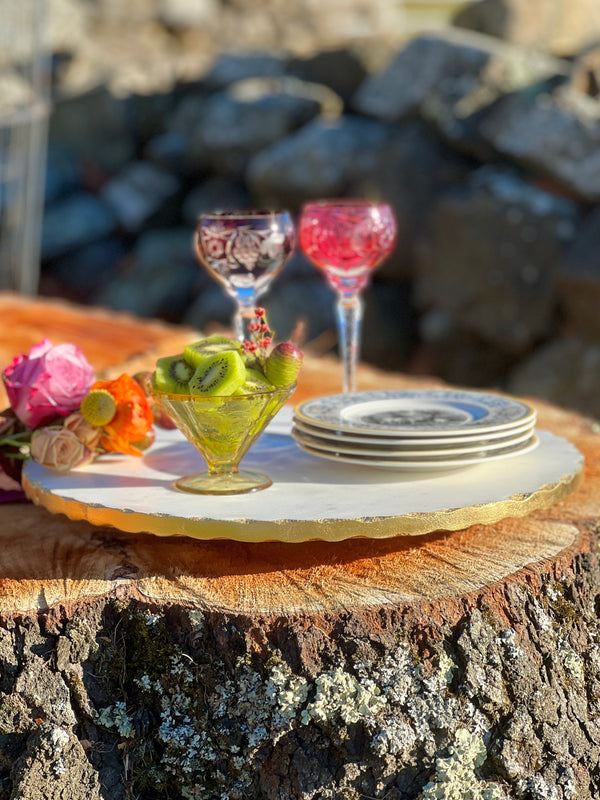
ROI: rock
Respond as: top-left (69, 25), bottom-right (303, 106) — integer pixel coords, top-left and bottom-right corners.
top-left (246, 114), bottom-right (392, 209)
top-left (414, 166), bottom-right (579, 355)
top-left (480, 81), bottom-right (600, 202)
top-left (143, 130), bottom-right (188, 174)
top-left (261, 275), bottom-right (337, 345)
top-left (201, 52), bottom-right (288, 91)
top-left (169, 78), bottom-right (326, 176)
top-left (571, 42), bottom-right (600, 98)
top-left (361, 280), bottom-right (417, 370)
top-left (182, 283), bottom-right (237, 332)
top-left (352, 29), bottom-right (568, 158)
top-left (346, 118), bottom-right (474, 280)
top-left (44, 143), bottom-right (82, 205)
top-left (158, 0), bottom-right (219, 29)
top-left (419, 308), bottom-right (519, 387)
top-left (94, 228), bottom-right (200, 321)
top-left (182, 178), bottom-right (251, 227)
top-left (286, 48), bottom-right (368, 106)
top-left (49, 87), bottom-right (135, 173)
top-left (558, 205), bottom-right (600, 342)
top-left (41, 192), bottom-right (117, 260)
top-left (100, 161), bottom-right (180, 233)
top-left (453, 0), bottom-right (600, 57)
top-left (47, 239), bottom-right (129, 302)
top-left (507, 336), bottom-right (600, 419)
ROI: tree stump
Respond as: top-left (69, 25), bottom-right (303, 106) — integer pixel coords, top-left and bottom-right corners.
top-left (1, 296), bottom-right (600, 799)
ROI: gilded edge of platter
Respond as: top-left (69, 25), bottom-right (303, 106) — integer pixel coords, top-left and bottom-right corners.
top-left (21, 465), bottom-right (584, 544)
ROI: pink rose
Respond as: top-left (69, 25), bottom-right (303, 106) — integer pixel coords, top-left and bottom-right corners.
top-left (30, 426), bottom-right (95, 472)
top-left (3, 339), bottom-right (95, 429)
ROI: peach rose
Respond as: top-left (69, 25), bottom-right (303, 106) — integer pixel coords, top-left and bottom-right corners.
top-left (63, 412), bottom-right (103, 448)
top-left (30, 426), bottom-right (95, 472)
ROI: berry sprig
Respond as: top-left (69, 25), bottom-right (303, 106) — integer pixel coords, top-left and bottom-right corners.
top-left (243, 307), bottom-right (273, 366)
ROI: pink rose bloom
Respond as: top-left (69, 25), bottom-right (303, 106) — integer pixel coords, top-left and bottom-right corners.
top-left (2, 339), bottom-right (95, 429)
top-left (30, 426), bottom-right (95, 472)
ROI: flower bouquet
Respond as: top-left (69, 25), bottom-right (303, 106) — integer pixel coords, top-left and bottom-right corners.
top-left (0, 338), bottom-right (157, 501)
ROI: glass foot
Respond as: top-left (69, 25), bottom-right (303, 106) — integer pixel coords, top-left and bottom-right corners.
top-left (173, 469), bottom-right (273, 495)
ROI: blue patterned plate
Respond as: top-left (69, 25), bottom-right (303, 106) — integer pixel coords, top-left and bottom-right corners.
top-left (294, 390), bottom-right (536, 437)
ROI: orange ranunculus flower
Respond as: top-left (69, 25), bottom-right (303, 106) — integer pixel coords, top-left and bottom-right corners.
top-left (90, 374), bottom-right (154, 457)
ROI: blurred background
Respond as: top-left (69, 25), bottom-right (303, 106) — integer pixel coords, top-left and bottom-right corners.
top-left (3, 0), bottom-right (600, 418)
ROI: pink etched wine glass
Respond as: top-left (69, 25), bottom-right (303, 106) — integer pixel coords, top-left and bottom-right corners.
top-left (195, 210), bottom-right (295, 342)
top-left (299, 199), bottom-right (397, 392)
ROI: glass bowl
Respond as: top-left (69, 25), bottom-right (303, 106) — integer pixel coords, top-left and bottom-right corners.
top-left (148, 381), bottom-right (296, 495)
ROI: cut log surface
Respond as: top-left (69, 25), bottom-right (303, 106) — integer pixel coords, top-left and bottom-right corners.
top-left (1, 296), bottom-right (600, 800)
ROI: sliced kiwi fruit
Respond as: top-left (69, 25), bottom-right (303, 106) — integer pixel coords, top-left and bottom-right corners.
top-left (154, 355), bottom-right (195, 393)
top-left (183, 335), bottom-right (242, 368)
top-left (188, 350), bottom-right (246, 396)
top-left (234, 367), bottom-right (275, 395)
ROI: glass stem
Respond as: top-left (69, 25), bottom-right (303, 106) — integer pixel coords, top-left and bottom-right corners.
top-left (234, 292), bottom-right (257, 342)
top-left (336, 292), bottom-right (363, 393)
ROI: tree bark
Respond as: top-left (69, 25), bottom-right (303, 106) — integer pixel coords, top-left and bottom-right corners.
top-left (1, 295), bottom-right (600, 799)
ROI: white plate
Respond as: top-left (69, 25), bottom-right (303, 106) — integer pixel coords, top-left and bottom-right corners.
top-left (293, 434), bottom-right (540, 470)
top-left (291, 425), bottom-right (536, 457)
top-left (295, 390), bottom-right (536, 437)
top-left (292, 416), bottom-right (535, 447)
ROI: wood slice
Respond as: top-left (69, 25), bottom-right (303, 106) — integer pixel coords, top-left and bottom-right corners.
top-left (1, 297), bottom-right (600, 798)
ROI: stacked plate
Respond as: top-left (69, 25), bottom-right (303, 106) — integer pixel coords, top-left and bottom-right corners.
top-left (292, 389), bottom-right (538, 470)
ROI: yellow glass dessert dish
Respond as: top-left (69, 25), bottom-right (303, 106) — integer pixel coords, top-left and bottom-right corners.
top-left (148, 383), bottom-right (296, 495)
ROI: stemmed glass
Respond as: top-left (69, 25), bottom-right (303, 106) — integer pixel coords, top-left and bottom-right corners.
top-left (195, 210), bottom-right (295, 342)
top-left (299, 199), bottom-right (397, 393)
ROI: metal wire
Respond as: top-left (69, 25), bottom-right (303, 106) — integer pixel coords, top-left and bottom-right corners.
top-left (0, 0), bottom-right (49, 294)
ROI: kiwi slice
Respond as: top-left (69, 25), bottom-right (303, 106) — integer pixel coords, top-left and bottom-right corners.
top-left (188, 350), bottom-right (246, 396)
top-left (184, 335), bottom-right (242, 368)
top-left (154, 355), bottom-right (195, 393)
top-left (234, 367), bottom-right (275, 395)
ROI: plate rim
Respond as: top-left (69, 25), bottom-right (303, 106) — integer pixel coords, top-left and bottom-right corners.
top-left (294, 389), bottom-right (536, 437)
top-left (291, 416), bottom-right (536, 445)
top-left (291, 425), bottom-right (537, 457)
top-left (293, 433), bottom-right (540, 469)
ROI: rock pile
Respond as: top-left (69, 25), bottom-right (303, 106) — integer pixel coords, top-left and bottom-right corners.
top-left (39, 0), bottom-right (600, 419)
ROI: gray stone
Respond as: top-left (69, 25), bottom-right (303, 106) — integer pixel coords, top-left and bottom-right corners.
top-left (44, 144), bottom-right (82, 205)
top-left (414, 166), bottom-right (579, 355)
top-left (352, 29), bottom-right (568, 157)
top-left (182, 283), bottom-right (237, 333)
top-left (159, 0), bottom-right (219, 29)
top-left (49, 87), bottom-right (135, 173)
top-left (41, 192), bottom-right (117, 260)
top-left (352, 29), bottom-right (566, 117)
top-left (100, 161), bottom-right (180, 233)
top-left (48, 239), bottom-right (129, 301)
top-left (453, 0), bottom-right (600, 56)
top-left (419, 308), bottom-right (518, 388)
top-left (246, 114), bottom-right (392, 208)
top-left (559, 205), bottom-right (600, 342)
top-left (169, 78), bottom-right (325, 176)
top-left (361, 280), bottom-right (417, 370)
top-left (94, 228), bottom-right (200, 321)
top-left (182, 178), bottom-right (251, 227)
top-left (347, 118), bottom-right (473, 280)
top-left (201, 52), bottom-right (288, 91)
top-left (262, 275), bottom-right (337, 346)
top-left (286, 48), bottom-right (368, 105)
top-left (479, 82), bottom-right (600, 202)
top-left (507, 336), bottom-right (600, 420)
